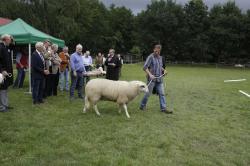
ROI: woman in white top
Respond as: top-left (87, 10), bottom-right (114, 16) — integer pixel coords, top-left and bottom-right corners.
top-left (82, 51), bottom-right (92, 83)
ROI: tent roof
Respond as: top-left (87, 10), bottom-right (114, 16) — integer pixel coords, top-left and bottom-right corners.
top-left (0, 18), bottom-right (64, 47)
top-left (0, 17), bottom-right (12, 26)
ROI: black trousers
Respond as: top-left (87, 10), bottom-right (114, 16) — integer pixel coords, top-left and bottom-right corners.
top-left (32, 78), bottom-right (44, 103)
top-left (52, 72), bottom-right (59, 96)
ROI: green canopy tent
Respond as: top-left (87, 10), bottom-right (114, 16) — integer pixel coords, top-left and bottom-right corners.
top-left (0, 18), bottom-right (65, 93)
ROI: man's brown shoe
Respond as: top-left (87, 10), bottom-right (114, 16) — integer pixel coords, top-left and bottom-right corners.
top-left (161, 109), bottom-right (173, 114)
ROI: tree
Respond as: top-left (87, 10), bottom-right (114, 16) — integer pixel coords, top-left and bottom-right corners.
top-left (136, 0), bottom-right (186, 61)
top-left (184, 0), bottom-right (210, 62)
top-left (209, 1), bottom-right (243, 63)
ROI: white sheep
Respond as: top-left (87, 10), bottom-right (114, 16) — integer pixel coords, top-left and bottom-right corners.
top-left (0, 73), bottom-right (4, 84)
top-left (84, 67), bottom-right (106, 76)
top-left (83, 78), bottom-right (148, 118)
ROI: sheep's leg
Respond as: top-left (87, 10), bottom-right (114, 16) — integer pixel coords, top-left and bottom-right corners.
top-left (94, 104), bottom-right (101, 116)
top-left (83, 106), bottom-right (86, 113)
top-left (83, 96), bottom-right (90, 113)
top-left (123, 104), bottom-right (130, 118)
top-left (118, 104), bottom-right (122, 114)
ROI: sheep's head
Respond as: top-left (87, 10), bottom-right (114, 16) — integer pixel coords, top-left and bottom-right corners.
top-left (132, 81), bottom-right (149, 93)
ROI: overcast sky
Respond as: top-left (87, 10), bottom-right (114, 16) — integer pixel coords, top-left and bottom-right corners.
top-left (100, 0), bottom-right (250, 14)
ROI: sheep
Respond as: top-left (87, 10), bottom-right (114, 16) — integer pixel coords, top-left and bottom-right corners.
top-left (0, 73), bottom-right (4, 84)
top-left (84, 67), bottom-right (106, 76)
top-left (83, 78), bottom-right (148, 118)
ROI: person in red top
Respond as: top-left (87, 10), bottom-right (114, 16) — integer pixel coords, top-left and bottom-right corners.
top-left (59, 46), bottom-right (70, 91)
top-left (13, 47), bottom-right (28, 88)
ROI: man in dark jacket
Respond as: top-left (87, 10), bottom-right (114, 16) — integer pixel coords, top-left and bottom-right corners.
top-left (0, 34), bottom-right (14, 112)
top-left (31, 42), bottom-right (49, 104)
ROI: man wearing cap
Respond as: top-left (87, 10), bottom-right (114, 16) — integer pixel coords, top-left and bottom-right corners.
top-left (0, 34), bottom-right (14, 112)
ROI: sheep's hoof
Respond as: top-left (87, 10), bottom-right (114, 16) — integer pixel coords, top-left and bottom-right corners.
top-left (82, 108), bottom-right (87, 113)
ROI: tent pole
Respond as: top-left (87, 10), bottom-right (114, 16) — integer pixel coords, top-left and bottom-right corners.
top-left (24, 43), bottom-right (32, 94)
top-left (28, 43), bottom-right (32, 94)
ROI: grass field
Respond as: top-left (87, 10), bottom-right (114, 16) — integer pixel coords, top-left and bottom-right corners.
top-left (0, 64), bottom-right (250, 166)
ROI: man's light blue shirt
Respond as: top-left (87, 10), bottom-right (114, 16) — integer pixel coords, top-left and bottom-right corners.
top-left (70, 52), bottom-right (86, 72)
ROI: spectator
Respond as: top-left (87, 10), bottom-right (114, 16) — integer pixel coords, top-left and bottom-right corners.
top-left (13, 47), bottom-right (28, 88)
top-left (105, 49), bottom-right (121, 81)
top-left (95, 52), bottom-right (105, 69)
top-left (59, 46), bottom-right (70, 91)
top-left (31, 42), bottom-right (49, 104)
top-left (70, 44), bottom-right (86, 100)
top-left (82, 50), bottom-right (92, 83)
top-left (43, 39), bottom-right (52, 98)
top-left (50, 44), bottom-right (61, 96)
top-left (0, 34), bottom-right (14, 112)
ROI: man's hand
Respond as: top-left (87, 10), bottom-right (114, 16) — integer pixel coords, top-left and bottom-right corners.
top-left (149, 73), bottom-right (155, 80)
top-left (82, 71), bottom-right (87, 76)
top-left (44, 70), bottom-right (50, 75)
top-left (163, 70), bottom-right (168, 76)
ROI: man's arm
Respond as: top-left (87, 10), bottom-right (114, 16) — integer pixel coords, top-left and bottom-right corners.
top-left (31, 54), bottom-right (44, 74)
top-left (143, 55), bottom-right (155, 80)
top-left (16, 53), bottom-right (23, 68)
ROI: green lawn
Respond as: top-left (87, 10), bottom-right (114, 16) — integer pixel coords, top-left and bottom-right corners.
top-left (0, 64), bottom-right (250, 166)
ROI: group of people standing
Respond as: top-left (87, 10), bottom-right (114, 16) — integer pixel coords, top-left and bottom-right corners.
top-left (0, 33), bottom-right (171, 113)
top-left (69, 45), bottom-right (123, 100)
top-left (31, 41), bottom-right (123, 104)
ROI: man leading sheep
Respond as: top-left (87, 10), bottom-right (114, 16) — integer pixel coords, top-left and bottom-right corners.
top-left (140, 44), bottom-right (173, 114)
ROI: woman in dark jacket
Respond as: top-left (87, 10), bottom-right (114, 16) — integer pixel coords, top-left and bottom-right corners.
top-left (105, 49), bottom-right (121, 81)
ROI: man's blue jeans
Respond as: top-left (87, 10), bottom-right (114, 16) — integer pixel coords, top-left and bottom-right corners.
top-left (13, 68), bottom-right (25, 88)
top-left (140, 81), bottom-right (167, 110)
top-left (59, 68), bottom-right (69, 91)
top-left (70, 71), bottom-right (84, 98)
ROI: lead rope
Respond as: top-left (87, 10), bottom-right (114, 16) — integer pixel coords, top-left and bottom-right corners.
top-left (147, 73), bottom-right (166, 87)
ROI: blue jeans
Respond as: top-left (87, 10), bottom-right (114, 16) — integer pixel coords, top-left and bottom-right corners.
top-left (140, 81), bottom-right (167, 110)
top-left (70, 71), bottom-right (84, 98)
top-left (13, 68), bottom-right (25, 88)
top-left (59, 68), bottom-right (69, 91)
